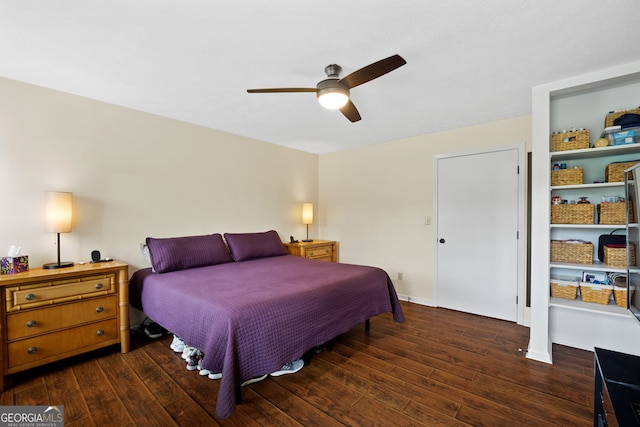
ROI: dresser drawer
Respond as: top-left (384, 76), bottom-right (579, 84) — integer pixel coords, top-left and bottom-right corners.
top-left (306, 245), bottom-right (333, 261)
top-left (6, 295), bottom-right (118, 340)
top-left (5, 273), bottom-right (116, 312)
top-left (8, 319), bottom-right (118, 369)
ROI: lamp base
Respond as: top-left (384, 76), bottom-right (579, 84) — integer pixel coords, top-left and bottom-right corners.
top-left (301, 239), bottom-right (314, 242)
top-left (43, 261), bottom-right (74, 269)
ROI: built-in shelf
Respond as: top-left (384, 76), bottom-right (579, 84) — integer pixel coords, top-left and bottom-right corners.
top-left (550, 297), bottom-right (629, 316)
top-left (550, 261), bottom-right (628, 273)
top-left (550, 223), bottom-right (625, 229)
top-left (551, 144), bottom-right (640, 161)
top-left (551, 182), bottom-right (623, 191)
top-left (529, 60), bottom-right (640, 363)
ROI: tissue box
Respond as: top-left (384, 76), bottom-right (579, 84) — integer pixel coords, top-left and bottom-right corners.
top-left (1, 256), bottom-right (29, 274)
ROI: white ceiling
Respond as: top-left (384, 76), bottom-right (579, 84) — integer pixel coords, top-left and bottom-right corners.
top-left (2, 1), bottom-right (640, 154)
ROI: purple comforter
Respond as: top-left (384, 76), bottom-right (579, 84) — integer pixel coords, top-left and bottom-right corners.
top-left (129, 254), bottom-right (404, 419)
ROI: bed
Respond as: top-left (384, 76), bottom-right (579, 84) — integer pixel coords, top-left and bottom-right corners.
top-left (129, 230), bottom-right (404, 419)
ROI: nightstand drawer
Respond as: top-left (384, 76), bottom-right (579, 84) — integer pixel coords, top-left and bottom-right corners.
top-left (8, 319), bottom-right (118, 369)
top-left (5, 274), bottom-right (116, 312)
top-left (6, 295), bottom-right (118, 340)
top-left (306, 245), bottom-right (333, 261)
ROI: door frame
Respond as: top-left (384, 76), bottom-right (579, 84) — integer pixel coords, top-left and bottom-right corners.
top-left (433, 143), bottom-right (527, 325)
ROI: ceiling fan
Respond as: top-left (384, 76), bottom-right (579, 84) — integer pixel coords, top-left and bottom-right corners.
top-left (247, 54), bottom-right (406, 122)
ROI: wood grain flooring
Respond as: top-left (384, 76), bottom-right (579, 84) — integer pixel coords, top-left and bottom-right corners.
top-left (0, 301), bottom-right (594, 426)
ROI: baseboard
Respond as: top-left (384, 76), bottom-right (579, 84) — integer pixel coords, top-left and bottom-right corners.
top-left (526, 348), bottom-right (553, 364)
top-left (397, 294), bottom-right (434, 307)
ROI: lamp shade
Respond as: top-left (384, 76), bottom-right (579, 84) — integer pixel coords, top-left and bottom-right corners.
top-left (316, 78), bottom-right (350, 110)
top-left (45, 191), bottom-right (73, 233)
top-left (317, 91), bottom-right (349, 109)
top-left (302, 203), bottom-right (313, 225)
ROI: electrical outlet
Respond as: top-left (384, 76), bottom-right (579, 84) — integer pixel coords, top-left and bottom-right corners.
top-left (397, 272), bottom-right (403, 280)
top-left (425, 216), bottom-right (431, 225)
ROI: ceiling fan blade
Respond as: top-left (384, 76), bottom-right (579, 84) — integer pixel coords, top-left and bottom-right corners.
top-left (340, 100), bottom-right (361, 122)
top-left (247, 88), bottom-right (316, 93)
top-left (339, 54), bottom-right (406, 89)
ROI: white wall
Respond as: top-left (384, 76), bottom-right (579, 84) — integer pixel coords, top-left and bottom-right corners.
top-left (318, 116), bottom-right (532, 303)
top-left (0, 76), bottom-right (535, 308)
top-left (0, 77), bottom-right (319, 273)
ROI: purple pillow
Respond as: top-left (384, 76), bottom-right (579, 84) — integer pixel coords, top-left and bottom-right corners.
top-left (145, 233), bottom-right (233, 273)
top-left (224, 230), bottom-right (287, 262)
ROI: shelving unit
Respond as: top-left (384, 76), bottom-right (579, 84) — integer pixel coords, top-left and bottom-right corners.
top-left (549, 143), bottom-right (639, 317)
top-left (625, 172), bottom-right (640, 330)
top-left (528, 60), bottom-right (640, 364)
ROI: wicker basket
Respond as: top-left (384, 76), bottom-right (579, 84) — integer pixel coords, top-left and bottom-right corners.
top-left (550, 204), bottom-right (594, 224)
top-left (550, 129), bottom-right (590, 152)
top-left (605, 161), bottom-right (640, 182)
top-left (550, 168), bottom-right (583, 186)
top-left (550, 276), bottom-right (579, 300)
top-left (605, 107), bottom-right (640, 128)
top-left (614, 284), bottom-right (635, 308)
top-left (598, 202), bottom-right (630, 224)
top-left (580, 283), bottom-right (613, 304)
top-left (603, 244), bottom-right (636, 268)
top-left (550, 240), bottom-right (593, 264)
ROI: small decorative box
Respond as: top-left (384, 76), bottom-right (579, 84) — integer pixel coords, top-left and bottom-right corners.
top-left (0, 256), bottom-right (29, 274)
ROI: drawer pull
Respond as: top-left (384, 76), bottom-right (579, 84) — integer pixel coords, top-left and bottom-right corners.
top-left (26, 320), bottom-right (37, 328)
top-left (96, 329), bottom-right (104, 336)
top-left (27, 347), bottom-right (38, 354)
top-left (96, 306), bottom-right (104, 313)
top-left (24, 293), bottom-right (36, 301)
top-left (95, 283), bottom-right (104, 290)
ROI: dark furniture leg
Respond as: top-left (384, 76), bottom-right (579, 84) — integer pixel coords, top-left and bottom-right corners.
top-left (235, 383), bottom-right (242, 405)
top-left (302, 348), bottom-right (315, 366)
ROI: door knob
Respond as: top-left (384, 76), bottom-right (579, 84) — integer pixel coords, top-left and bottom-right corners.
top-left (439, 238), bottom-right (446, 244)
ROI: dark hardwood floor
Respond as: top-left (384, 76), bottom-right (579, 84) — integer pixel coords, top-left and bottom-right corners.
top-left (0, 301), bottom-right (594, 426)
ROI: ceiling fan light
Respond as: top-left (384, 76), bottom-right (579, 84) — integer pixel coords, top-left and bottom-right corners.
top-left (318, 88), bottom-right (349, 110)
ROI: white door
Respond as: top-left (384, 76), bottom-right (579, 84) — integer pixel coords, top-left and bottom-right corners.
top-left (436, 147), bottom-right (520, 321)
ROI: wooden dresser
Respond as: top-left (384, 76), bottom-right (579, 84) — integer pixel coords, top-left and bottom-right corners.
top-left (0, 261), bottom-right (129, 389)
top-left (284, 240), bottom-right (338, 262)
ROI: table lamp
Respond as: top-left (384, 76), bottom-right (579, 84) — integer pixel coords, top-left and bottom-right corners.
top-left (302, 202), bottom-right (313, 242)
top-left (43, 191), bottom-right (74, 269)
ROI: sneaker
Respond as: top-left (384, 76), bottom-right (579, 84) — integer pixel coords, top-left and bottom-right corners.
top-left (197, 357), bottom-right (211, 376)
top-left (186, 349), bottom-right (202, 371)
top-left (181, 346), bottom-right (193, 361)
top-left (144, 322), bottom-right (167, 339)
top-left (207, 372), bottom-right (222, 380)
top-left (170, 335), bottom-right (185, 352)
top-left (241, 374), bottom-right (267, 386)
top-left (270, 359), bottom-right (304, 377)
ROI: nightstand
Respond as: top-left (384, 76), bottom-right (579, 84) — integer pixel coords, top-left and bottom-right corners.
top-left (0, 261), bottom-right (129, 390)
top-left (284, 240), bottom-right (338, 262)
